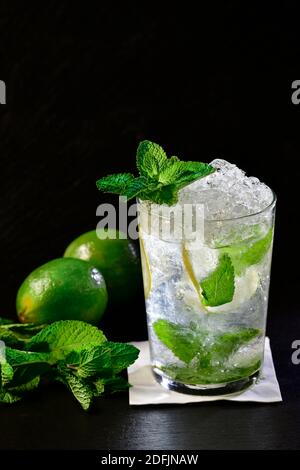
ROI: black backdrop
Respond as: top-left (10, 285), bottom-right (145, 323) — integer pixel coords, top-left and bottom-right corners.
top-left (0, 3), bottom-right (299, 350)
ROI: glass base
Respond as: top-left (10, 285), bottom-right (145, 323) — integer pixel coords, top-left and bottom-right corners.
top-left (153, 367), bottom-right (260, 396)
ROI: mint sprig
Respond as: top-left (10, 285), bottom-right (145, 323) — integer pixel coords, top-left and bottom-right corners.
top-left (153, 319), bottom-right (261, 383)
top-left (161, 359), bottom-right (261, 385)
top-left (153, 319), bottom-right (260, 365)
top-left (0, 320), bottom-right (139, 411)
top-left (96, 140), bottom-right (215, 206)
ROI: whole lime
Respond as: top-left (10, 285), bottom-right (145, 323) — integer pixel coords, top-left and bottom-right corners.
top-left (64, 229), bottom-right (140, 303)
top-left (16, 258), bottom-right (108, 325)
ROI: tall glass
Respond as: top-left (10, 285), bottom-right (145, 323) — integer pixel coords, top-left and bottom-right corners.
top-left (138, 194), bottom-right (276, 395)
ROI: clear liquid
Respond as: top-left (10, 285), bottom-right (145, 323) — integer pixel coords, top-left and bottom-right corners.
top-left (140, 217), bottom-right (274, 389)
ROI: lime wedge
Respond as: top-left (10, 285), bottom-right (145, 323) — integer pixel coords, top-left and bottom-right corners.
top-left (182, 243), bottom-right (204, 309)
top-left (139, 236), bottom-right (152, 299)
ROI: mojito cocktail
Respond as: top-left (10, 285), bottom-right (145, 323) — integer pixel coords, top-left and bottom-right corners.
top-left (96, 141), bottom-right (276, 395)
top-left (139, 159), bottom-right (275, 394)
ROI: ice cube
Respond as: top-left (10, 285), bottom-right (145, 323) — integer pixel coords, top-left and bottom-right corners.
top-left (179, 159), bottom-right (274, 220)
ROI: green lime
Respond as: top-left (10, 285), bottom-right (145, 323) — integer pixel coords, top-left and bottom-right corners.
top-left (16, 258), bottom-right (108, 325)
top-left (64, 229), bottom-right (140, 303)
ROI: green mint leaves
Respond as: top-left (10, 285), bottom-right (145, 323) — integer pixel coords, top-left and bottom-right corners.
top-left (221, 228), bottom-right (273, 275)
top-left (162, 359), bottom-right (261, 385)
top-left (26, 320), bottom-right (107, 360)
top-left (183, 228), bottom-right (273, 310)
top-left (201, 253), bottom-right (235, 307)
top-left (0, 320), bottom-right (139, 411)
top-left (0, 344), bottom-right (14, 387)
top-left (136, 140), bottom-right (168, 178)
top-left (96, 173), bottom-right (136, 194)
top-left (153, 320), bottom-right (200, 363)
top-left (59, 347), bottom-right (111, 379)
top-left (58, 372), bottom-right (94, 411)
top-left (153, 319), bottom-right (261, 384)
top-left (96, 140), bottom-right (215, 206)
top-left (153, 319), bottom-right (260, 366)
top-left (0, 322), bottom-right (45, 348)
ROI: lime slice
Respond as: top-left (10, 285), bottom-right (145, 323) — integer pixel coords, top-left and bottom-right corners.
top-left (182, 242), bottom-right (259, 314)
top-left (182, 243), bottom-right (204, 309)
top-left (139, 236), bottom-right (152, 299)
top-left (182, 244), bottom-right (201, 298)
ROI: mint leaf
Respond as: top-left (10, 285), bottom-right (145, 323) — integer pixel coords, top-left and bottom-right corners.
top-left (201, 253), bottom-right (235, 307)
top-left (0, 343), bottom-right (14, 386)
top-left (102, 376), bottom-right (130, 394)
top-left (0, 329), bottom-right (25, 348)
top-left (153, 160), bottom-right (215, 202)
top-left (141, 185), bottom-right (177, 205)
top-left (5, 348), bottom-right (51, 366)
top-left (10, 364), bottom-right (48, 388)
top-left (136, 140), bottom-right (167, 178)
top-left (96, 173), bottom-right (134, 194)
top-left (121, 176), bottom-right (151, 199)
top-left (157, 159), bottom-right (215, 188)
top-left (211, 328), bottom-right (261, 358)
top-left (153, 319), bottom-right (261, 369)
top-left (1, 362), bottom-right (14, 387)
top-left (0, 390), bottom-right (21, 404)
top-left (158, 158), bottom-right (185, 184)
top-left (0, 323), bottom-right (45, 333)
top-left (58, 372), bottom-right (94, 411)
top-left (0, 317), bottom-right (14, 325)
top-left (153, 320), bottom-right (201, 364)
top-left (59, 342), bottom-right (139, 378)
top-left (142, 183), bottom-right (179, 205)
top-left (6, 348), bottom-right (51, 386)
top-left (0, 323), bottom-right (45, 348)
top-left (93, 378), bottom-right (105, 397)
top-left (162, 359), bottom-right (261, 385)
top-left (60, 346), bottom-right (111, 379)
top-left (92, 376), bottom-right (132, 398)
top-left (105, 342), bottom-right (140, 373)
top-left (176, 161), bottom-right (215, 188)
top-left (8, 376), bottom-right (40, 394)
top-left (222, 228), bottom-right (273, 275)
top-left (153, 320), bottom-right (261, 384)
top-left (27, 320), bottom-right (107, 361)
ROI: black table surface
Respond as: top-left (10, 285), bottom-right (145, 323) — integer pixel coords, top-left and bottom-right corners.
top-left (0, 300), bottom-right (299, 451)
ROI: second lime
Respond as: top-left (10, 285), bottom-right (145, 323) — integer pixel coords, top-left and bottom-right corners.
top-left (64, 229), bottom-right (140, 304)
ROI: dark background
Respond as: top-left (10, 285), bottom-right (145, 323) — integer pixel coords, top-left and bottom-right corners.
top-left (0, 3), bottom-right (299, 451)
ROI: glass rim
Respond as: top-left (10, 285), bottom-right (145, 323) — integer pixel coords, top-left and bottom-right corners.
top-left (205, 188), bottom-right (277, 222)
top-left (137, 188), bottom-right (277, 223)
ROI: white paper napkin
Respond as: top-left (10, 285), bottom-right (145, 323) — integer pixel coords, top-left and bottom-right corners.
top-left (128, 337), bottom-right (282, 405)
